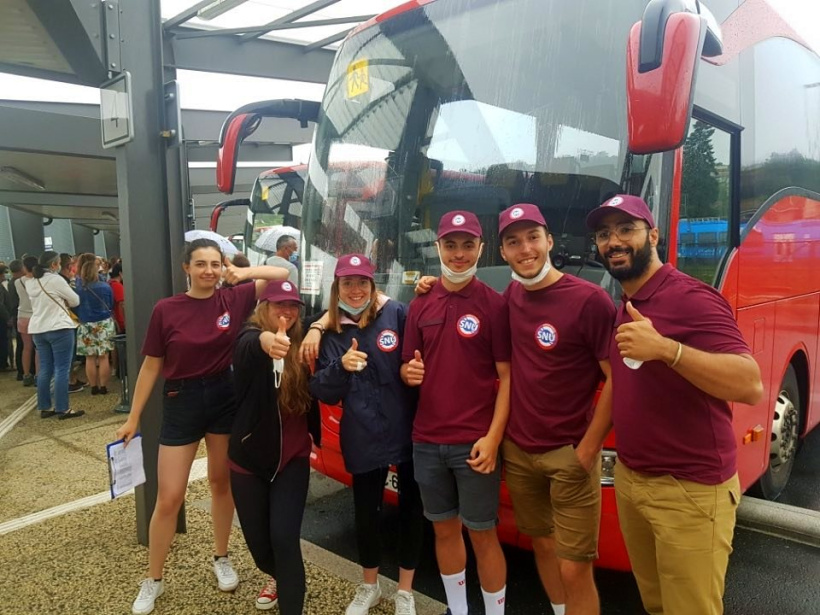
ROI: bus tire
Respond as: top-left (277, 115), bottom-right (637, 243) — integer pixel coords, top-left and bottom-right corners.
top-left (752, 365), bottom-right (802, 501)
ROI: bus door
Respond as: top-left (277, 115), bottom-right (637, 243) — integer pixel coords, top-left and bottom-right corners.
top-left (676, 112), bottom-right (772, 492)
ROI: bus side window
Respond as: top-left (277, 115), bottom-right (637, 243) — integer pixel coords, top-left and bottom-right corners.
top-left (678, 120), bottom-right (733, 285)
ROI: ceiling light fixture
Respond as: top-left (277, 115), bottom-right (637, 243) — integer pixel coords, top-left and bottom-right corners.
top-left (0, 166), bottom-right (46, 191)
top-left (197, 0), bottom-right (249, 21)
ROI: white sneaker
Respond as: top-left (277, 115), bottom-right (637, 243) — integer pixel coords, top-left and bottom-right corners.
top-left (345, 582), bottom-right (382, 615)
top-left (132, 579), bottom-right (164, 615)
top-left (213, 556), bottom-right (239, 591)
top-left (394, 590), bottom-right (417, 615)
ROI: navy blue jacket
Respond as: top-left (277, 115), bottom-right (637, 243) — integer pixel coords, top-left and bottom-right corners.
top-left (310, 299), bottom-right (416, 475)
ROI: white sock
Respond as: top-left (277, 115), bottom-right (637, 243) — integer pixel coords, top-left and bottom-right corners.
top-left (482, 586), bottom-right (506, 615)
top-left (441, 570), bottom-right (468, 615)
top-left (550, 603), bottom-right (566, 615)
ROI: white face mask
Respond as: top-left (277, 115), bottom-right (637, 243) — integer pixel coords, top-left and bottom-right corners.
top-left (510, 257), bottom-right (551, 287)
top-left (437, 241), bottom-right (483, 284)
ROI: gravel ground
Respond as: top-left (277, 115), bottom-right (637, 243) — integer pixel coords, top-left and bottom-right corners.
top-left (1, 479), bottom-right (404, 615)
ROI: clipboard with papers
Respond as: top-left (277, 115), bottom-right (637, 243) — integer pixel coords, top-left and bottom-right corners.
top-left (106, 435), bottom-right (146, 499)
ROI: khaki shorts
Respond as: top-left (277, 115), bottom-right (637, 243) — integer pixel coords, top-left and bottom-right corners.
top-left (614, 463), bottom-right (740, 615)
top-left (501, 438), bottom-right (601, 561)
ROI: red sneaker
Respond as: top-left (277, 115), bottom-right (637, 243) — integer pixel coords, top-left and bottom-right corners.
top-left (256, 577), bottom-right (278, 611)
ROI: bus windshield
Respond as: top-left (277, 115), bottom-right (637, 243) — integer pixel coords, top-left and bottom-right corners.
top-left (301, 0), bottom-right (660, 308)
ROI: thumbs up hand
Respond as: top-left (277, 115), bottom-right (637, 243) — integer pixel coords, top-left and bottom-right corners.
top-left (615, 301), bottom-right (676, 363)
top-left (342, 338), bottom-right (369, 372)
top-left (266, 316), bottom-right (291, 360)
top-left (402, 349), bottom-right (425, 386)
top-left (222, 256), bottom-right (245, 286)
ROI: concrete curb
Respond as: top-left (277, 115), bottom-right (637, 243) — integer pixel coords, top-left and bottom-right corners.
top-left (302, 539), bottom-right (447, 615)
top-left (737, 496), bottom-right (820, 548)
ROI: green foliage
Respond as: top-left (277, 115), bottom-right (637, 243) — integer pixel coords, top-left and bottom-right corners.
top-left (682, 121), bottom-right (720, 218)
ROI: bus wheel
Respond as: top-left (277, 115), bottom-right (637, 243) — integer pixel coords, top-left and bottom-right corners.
top-left (756, 365), bottom-right (801, 500)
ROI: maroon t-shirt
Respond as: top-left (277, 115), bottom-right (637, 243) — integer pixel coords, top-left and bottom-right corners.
top-left (141, 283), bottom-right (257, 380)
top-left (504, 275), bottom-right (615, 453)
top-left (611, 264), bottom-right (751, 484)
top-left (403, 278), bottom-right (511, 445)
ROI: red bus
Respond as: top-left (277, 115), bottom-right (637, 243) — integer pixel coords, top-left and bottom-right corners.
top-left (218, 0), bottom-right (820, 570)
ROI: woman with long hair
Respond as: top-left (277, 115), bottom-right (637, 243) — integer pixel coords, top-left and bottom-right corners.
top-left (229, 280), bottom-right (320, 613)
top-left (310, 254), bottom-right (424, 615)
top-left (115, 238), bottom-right (288, 615)
top-left (75, 257), bottom-right (116, 394)
top-left (26, 251), bottom-right (84, 419)
top-left (15, 255), bottom-right (38, 387)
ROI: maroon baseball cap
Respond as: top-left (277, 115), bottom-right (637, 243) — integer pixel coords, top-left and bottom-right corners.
top-left (586, 194), bottom-right (656, 230)
top-left (334, 253), bottom-right (374, 279)
top-left (437, 210), bottom-right (482, 239)
top-left (259, 280), bottom-right (304, 305)
top-left (498, 203), bottom-right (547, 237)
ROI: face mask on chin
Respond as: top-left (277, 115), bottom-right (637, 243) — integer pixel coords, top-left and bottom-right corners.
top-left (338, 297), bottom-right (371, 316)
top-left (511, 257), bottom-right (551, 287)
top-left (437, 242), bottom-right (483, 284)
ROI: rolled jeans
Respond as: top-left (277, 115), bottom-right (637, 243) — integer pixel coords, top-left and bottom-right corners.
top-left (33, 328), bottom-right (76, 413)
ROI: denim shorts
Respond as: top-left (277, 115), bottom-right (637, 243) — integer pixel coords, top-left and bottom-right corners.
top-left (160, 370), bottom-right (236, 446)
top-left (413, 442), bottom-right (501, 531)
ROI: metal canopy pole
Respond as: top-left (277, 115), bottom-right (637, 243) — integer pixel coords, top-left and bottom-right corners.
top-left (114, 0), bottom-right (186, 545)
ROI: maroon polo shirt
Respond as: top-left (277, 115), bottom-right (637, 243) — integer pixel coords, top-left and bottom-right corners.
top-left (610, 264), bottom-right (751, 484)
top-left (504, 275), bottom-right (615, 453)
top-left (403, 277), bottom-right (511, 444)
top-left (142, 283), bottom-right (257, 380)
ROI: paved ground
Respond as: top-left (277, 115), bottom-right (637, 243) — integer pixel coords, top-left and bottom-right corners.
top-left (301, 437), bottom-right (820, 615)
top-left (0, 369), bottom-right (444, 615)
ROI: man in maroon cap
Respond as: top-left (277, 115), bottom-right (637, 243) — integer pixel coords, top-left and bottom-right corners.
top-left (401, 210), bottom-right (511, 615)
top-left (497, 203), bottom-right (615, 615)
top-left (586, 194), bottom-right (763, 615)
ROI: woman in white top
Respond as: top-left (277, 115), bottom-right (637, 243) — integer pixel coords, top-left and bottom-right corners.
top-left (28, 251), bottom-right (84, 420)
top-left (15, 255), bottom-right (38, 387)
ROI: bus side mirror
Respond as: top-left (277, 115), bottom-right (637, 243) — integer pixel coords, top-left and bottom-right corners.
top-left (626, 0), bottom-right (722, 154)
top-left (216, 99), bottom-right (320, 194)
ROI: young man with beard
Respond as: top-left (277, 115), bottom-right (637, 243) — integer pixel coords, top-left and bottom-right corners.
top-left (586, 195), bottom-right (763, 615)
top-left (497, 204), bottom-right (614, 615)
top-left (401, 210), bottom-right (511, 615)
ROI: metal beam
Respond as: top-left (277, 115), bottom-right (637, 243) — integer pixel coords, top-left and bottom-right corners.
top-left (0, 63), bottom-right (86, 87)
top-left (0, 105), bottom-right (111, 158)
top-left (170, 26), bottom-right (334, 83)
top-left (162, 0), bottom-right (214, 30)
top-left (173, 15), bottom-right (375, 39)
top-left (0, 103), bottom-right (315, 147)
top-left (25, 0), bottom-right (108, 86)
top-left (303, 27), bottom-right (354, 52)
top-left (0, 191), bottom-right (117, 208)
top-left (185, 143), bottom-right (292, 163)
top-left (240, 0), bottom-right (340, 42)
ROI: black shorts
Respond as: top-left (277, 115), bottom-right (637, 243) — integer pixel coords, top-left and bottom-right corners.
top-left (160, 370), bottom-right (236, 446)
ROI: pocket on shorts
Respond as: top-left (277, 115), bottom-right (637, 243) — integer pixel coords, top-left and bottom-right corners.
top-left (567, 445), bottom-right (592, 477)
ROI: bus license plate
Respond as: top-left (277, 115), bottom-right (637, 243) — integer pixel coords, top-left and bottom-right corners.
top-left (384, 470), bottom-right (399, 492)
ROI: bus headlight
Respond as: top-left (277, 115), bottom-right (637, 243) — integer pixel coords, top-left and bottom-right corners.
top-left (601, 449), bottom-right (617, 486)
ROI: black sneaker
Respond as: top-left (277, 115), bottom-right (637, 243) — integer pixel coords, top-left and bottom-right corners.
top-left (91, 386), bottom-right (100, 395)
top-left (23, 374), bottom-right (35, 387)
top-left (40, 410), bottom-right (56, 419)
top-left (99, 386), bottom-right (108, 395)
top-left (68, 382), bottom-right (84, 393)
top-left (58, 409), bottom-right (85, 420)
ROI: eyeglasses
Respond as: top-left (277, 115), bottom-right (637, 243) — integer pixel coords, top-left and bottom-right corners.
top-left (593, 225), bottom-right (650, 243)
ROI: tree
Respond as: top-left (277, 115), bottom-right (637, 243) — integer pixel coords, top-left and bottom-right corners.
top-left (682, 121), bottom-right (720, 218)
